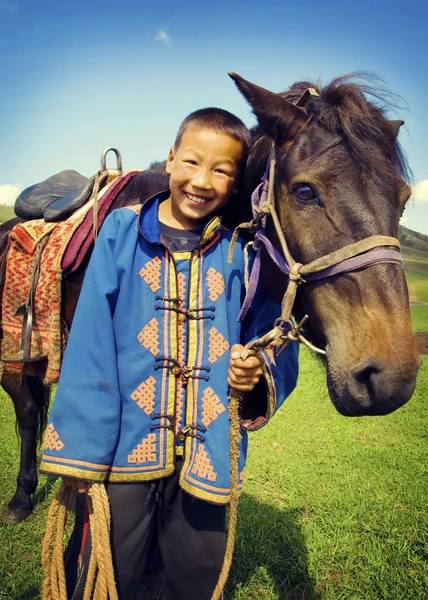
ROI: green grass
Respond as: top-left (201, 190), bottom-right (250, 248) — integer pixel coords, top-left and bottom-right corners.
top-left (410, 305), bottom-right (428, 333)
top-left (403, 250), bottom-right (428, 304)
top-left (1, 351), bottom-right (427, 599)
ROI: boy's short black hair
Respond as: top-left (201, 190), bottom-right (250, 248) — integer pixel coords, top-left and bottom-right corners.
top-left (174, 107), bottom-right (251, 160)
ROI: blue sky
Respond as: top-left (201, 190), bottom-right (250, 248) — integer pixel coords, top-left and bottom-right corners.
top-left (1, 0), bottom-right (427, 234)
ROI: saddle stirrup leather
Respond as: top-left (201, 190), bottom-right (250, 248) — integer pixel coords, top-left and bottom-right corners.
top-left (4, 236), bottom-right (49, 363)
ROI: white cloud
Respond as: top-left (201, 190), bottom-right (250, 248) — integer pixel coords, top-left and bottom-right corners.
top-left (411, 179), bottom-right (428, 203)
top-left (155, 29), bottom-right (172, 46)
top-left (0, 184), bottom-right (21, 207)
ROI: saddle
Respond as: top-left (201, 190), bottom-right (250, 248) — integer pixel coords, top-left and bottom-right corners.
top-left (3, 148), bottom-right (127, 366)
top-left (14, 147), bottom-right (123, 222)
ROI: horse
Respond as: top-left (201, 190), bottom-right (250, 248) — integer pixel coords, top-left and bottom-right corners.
top-left (0, 73), bottom-right (420, 525)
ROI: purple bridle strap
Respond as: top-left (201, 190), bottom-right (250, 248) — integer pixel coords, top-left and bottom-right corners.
top-left (238, 181), bottom-right (404, 322)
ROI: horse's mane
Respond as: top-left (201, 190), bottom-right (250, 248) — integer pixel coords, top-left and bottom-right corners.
top-left (281, 72), bottom-right (411, 182)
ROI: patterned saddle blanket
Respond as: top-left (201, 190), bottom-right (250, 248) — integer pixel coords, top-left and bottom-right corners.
top-left (1, 171), bottom-right (139, 383)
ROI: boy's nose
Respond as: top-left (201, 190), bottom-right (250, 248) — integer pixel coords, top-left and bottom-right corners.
top-left (192, 168), bottom-right (213, 189)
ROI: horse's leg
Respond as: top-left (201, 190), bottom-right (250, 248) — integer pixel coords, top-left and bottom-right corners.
top-left (2, 369), bottom-right (50, 524)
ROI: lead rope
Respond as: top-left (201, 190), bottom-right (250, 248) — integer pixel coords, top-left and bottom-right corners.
top-left (42, 483), bottom-right (119, 600)
top-left (211, 388), bottom-right (241, 600)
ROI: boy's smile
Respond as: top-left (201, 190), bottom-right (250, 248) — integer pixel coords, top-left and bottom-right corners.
top-left (159, 128), bottom-right (244, 230)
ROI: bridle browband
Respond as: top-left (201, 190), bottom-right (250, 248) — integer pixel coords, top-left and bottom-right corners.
top-left (229, 90), bottom-right (404, 357)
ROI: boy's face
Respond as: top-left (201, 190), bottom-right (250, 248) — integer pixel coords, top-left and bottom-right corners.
top-left (163, 128), bottom-right (244, 229)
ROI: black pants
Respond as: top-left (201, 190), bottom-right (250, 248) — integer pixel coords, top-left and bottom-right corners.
top-left (65, 464), bottom-right (226, 600)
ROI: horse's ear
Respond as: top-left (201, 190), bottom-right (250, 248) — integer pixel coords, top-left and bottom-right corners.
top-left (389, 120), bottom-right (404, 139)
top-left (229, 72), bottom-right (307, 140)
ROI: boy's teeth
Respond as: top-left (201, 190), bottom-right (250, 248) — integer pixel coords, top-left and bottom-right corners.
top-left (187, 193), bottom-right (207, 204)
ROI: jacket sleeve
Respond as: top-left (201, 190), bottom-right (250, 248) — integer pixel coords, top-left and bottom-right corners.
top-left (240, 281), bottom-right (299, 431)
top-left (40, 213), bottom-right (122, 481)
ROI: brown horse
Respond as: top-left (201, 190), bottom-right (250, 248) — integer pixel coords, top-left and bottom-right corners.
top-left (0, 73), bottom-right (420, 524)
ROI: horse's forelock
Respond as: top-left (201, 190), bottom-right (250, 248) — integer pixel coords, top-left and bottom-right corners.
top-left (279, 73), bottom-right (411, 182)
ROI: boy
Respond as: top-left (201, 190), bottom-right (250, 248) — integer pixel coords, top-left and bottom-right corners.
top-left (41, 108), bottom-right (299, 599)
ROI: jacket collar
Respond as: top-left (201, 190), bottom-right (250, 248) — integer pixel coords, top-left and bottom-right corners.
top-left (137, 191), bottom-right (223, 247)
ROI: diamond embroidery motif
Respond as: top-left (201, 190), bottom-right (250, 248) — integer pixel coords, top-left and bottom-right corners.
top-left (138, 318), bottom-right (160, 356)
top-left (44, 423), bottom-right (64, 451)
top-left (177, 272), bottom-right (186, 303)
top-left (128, 433), bottom-right (157, 464)
top-left (191, 444), bottom-right (217, 482)
top-left (208, 327), bottom-right (230, 364)
top-left (131, 376), bottom-right (156, 415)
top-left (139, 256), bottom-right (162, 292)
top-left (201, 387), bottom-right (226, 428)
top-left (206, 267), bottom-right (225, 302)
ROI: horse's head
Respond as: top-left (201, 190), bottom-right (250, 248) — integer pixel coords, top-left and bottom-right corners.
top-left (230, 72), bottom-right (420, 416)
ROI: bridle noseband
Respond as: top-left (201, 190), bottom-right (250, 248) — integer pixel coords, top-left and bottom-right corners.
top-left (230, 92), bottom-right (404, 358)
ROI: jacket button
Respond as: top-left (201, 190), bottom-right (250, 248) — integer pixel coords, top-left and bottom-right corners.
top-left (178, 313), bottom-right (186, 323)
top-left (172, 366), bottom-right (181, 375)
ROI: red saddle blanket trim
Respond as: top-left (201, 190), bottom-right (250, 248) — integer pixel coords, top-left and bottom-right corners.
top-left (62, 170), bottom-right (140, 273)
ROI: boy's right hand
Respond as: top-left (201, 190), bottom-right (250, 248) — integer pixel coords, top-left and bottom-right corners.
top-left (62, 477), bottom-right (90, 494)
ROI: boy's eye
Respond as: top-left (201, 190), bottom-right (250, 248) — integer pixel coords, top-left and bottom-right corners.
top-left (184, 160), bottom-right (197, 166)
top-left (215, 168), bottom-right (231, 176)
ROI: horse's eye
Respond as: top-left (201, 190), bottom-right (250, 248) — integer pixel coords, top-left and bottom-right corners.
top-left (293, 184), bottom-right (318, 205)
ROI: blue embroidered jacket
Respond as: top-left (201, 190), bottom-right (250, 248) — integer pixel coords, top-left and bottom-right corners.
top-left (40, 194), bottom-right (299, 504)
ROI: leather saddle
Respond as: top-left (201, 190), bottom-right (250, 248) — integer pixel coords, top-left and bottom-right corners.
top-left (14, 147), bottom-right (122, 222)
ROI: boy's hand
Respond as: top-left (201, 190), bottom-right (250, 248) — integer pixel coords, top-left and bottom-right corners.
top-left (63, 477), bottom-right (90, 494)
top-left (228, 344), bottom-right (264, 392)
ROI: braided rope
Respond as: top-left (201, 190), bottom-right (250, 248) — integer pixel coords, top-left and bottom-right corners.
top-left (42, 482), bottom-right (118, 600)
top-left (41, 483), bottom-right (75, 600)
top-left (211, 389), bottom-right (241, 600)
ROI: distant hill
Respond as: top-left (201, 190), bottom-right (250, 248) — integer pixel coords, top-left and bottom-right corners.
top-left (0, 204), bottom-right (15, 224)
top-left (398, 225), bottom-right (428, 258)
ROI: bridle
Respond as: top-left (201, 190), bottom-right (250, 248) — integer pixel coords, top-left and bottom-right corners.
top-left (229, 90), bottom-right (404, 358)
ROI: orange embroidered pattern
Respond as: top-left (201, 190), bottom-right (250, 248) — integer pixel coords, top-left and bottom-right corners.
top-left (191, 444), bottom-right (217, 482)
top-left (139, 256), bottom-right (162, 292)
top-left (208, 327), bottom-right (230, 364)
top-left (177, 272), bottom-right (186, 304)
top-left (175, 271), bottom-right (187, 433)
top-left (44, 423), bottom-right (64, 451)
top-left (131, 376), bottom-right (156, 415)
top-left (138, 318), bottom-right (160, 356)
top-left (201, 387), bottom-right (226, 427)
top-left (206, 267), bottom-right (225, 302)
top-left (175, 380), bottom-right (185, 434)
top-left (128, 433), bottom-right (157, 464)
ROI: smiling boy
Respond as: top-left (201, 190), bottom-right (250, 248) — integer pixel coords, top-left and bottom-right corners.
top-left (41, 108), bottom-right (298, 599)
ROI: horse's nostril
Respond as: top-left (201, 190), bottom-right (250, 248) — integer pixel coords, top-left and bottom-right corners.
top-left (352, 359), bottom-right (382, 385)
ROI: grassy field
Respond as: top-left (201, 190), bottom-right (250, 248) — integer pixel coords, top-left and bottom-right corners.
top-left (410, 305), bottom-right (428, 333)
top-left (0, 348), bottom-right (427, 600)
top-left (402, 247), bottom-right (428, 304)
top-left (0, 257), bottom-right (427, 599)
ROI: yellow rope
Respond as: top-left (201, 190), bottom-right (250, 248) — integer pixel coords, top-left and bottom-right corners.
top-left (41, 483), bottom-right (75, 600)
top-left (42, 482), bottom-right (118, 600)
top-left (211, 389), bottom-right (241, 600)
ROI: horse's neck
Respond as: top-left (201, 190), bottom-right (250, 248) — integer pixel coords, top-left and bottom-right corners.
top-left (245, 133), bottom-right (272, 197)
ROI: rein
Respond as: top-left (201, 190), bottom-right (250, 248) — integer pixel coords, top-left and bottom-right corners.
top-left (230, 144), bottom-right (403, 357)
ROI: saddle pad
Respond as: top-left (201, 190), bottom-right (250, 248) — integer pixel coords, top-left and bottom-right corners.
top-left (1, 201), bottom-right (94, 383)
top-left (62, 170), bottom-right (140, 273)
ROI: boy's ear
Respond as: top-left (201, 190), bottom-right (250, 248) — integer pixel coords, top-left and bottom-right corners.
top-left (165, 147), bottom-right (175, 174)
